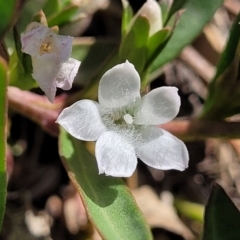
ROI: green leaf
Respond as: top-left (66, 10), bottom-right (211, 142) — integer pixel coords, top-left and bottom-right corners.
top-left (120, 15), bottom-right (149, 73)
top-left (159, 2), bottom-right (169, 26)
top-left (163, 0), bottom-right (188, 25)
top-left (0, 0), bottom-right (19, 38)
top-left (146, 28), bottom-right (171, 68)
top-left (47, 5), bottom-right (79, 27)
top-left (121, 0), bottom-right (133, 38)
top-left (16, 0), bottom-right (48, 32)
top-left (43, 0), bottom-right (61, 18)
top-left (150, 0), bottom-right (223, 72)
top-left (199, 13), bottom-right (240, 120)
top-left (9, 50), bottom-right (37, 90)
top-left (0, 58), bottom-right (7, 230)
top-left (203, 183), bottom-right (240, 240)
top-left (174, 198), bottom-right (204, 222)
top-left (59, 129), bottom-right (152, 240)
top-left (8, 26), bottom-right (37, 90)
top-left (213, 13), bottom-right (240, 81)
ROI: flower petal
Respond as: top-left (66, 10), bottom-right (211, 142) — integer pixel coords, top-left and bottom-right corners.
top-left (56, 100), bottom-right (107, 141)
top-left (31, 55), bottom-right (60, 102)
top-left (21, 22), bottom-right (73, 63)
top-left (21, 22), bottom-right (49, 56)
top-left (56, 58), bottom-right (81, 90)
top-left (95, 131), bottom-right (137, 177)
top-left (136, 127), bottom-right (189, 171)
top-left (98, 61), bottom-right (141, 109)
top-left (53, 34), bottom-right (73, 63)
top-left (21, 22), bottom-right (77, 102)
top-left (134, 87), bottom-right (180, 125)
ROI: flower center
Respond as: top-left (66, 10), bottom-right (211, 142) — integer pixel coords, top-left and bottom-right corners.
top-left (123, 113), bottom-right (134, 124)
top-left (39, 42), bottom-right (52, 55)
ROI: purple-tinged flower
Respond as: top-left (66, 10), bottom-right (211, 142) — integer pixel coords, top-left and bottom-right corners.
top-left (21, 22), bottom-right (81, 102)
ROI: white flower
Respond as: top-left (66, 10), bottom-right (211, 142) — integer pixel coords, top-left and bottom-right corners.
top-left (131, 0), bottom-right (163, 37)
top-left (21, 22), bottom-right (81, 102)
top-left (57, 61), bottom-right (189, 177)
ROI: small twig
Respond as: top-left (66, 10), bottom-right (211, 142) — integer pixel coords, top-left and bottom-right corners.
top-left (224, 0), bottom-right (240, 15)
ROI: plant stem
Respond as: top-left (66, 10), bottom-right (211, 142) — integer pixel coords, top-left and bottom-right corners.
top-left (7, 87), bottom-right (64, 136)
top-left (8, 87), bottom-right (240, 140)
top-left (161, 120), bottom-right (240, 140)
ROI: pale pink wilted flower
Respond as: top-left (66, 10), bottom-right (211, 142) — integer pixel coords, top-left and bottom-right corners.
top-left (21, 22), bottom-right (81, 102)
top-left (57, 61), bottom-right (189, 177)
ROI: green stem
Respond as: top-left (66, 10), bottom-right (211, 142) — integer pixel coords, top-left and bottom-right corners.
top-left (174, 198), bottom-right (204, 222)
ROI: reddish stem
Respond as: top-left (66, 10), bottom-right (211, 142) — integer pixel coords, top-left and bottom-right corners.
top-left (161, 120), bottom-right (240, 140)
top-left (7, 87), bottom-right (65, 136)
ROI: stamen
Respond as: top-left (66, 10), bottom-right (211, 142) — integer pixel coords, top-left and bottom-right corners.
top-left (123, 114), bottom-right (134, 124)
top-left (39, 42), bottom-right (51, 54)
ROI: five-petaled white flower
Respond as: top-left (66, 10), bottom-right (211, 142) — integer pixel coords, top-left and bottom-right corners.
top-left (21, 22), bottom-right (81, 102)
top-left (57, 61), bottom-right (189, 177)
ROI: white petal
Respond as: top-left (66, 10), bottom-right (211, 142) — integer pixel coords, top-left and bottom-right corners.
top-left (98, 61), bottom-right (141, 109)
top-left (95, 131), bottom-right (137, 177)
top-left (56, 58), bottom-right (81, 90)
top-left (56, 100), bottom-right (107, 141)
top-left (136, 127), bottom-right (189, 171)
top-left (134, 87), bottom-right (180, 125)
top-left (31, 55), bottom-right (60, 102)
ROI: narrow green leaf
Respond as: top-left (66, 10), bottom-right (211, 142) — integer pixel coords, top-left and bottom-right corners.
top-left (0, 58), bottom-right (8, 230)
top-left (159, 2), bottom-right (169, 26)
top-left (203, 183), bottom-right (240, 240)
top-left (120, 15), bottom-right (149, 73)
top-left (212, 13), bottom-right (240, 81)
top-left (59, 129), bottom-right (152, 240)
top-left (9, 50), bottom-right (37, 90)
top-left (13, 26), bottom-right (33, 75)
top-left (16, 0), bottom-right (48, 32)
top-left (0, 0), bottom-right (19, 38)
top-left (121, 0), bottom-right (133, 38)
top-left (8, 25), bottom-right (36, 90)
top-left (43, 0), bottom-right (61, 18)
top-left (47, 5), bottom-right (79, 27)
top-left (150, 0), bottom-right (223, 72)
top-left (146, 28), bottom-right (171, 68)
top-left (163, 0), bottom-right (188, 25)
top-left (199, 13), bottom-right (240, 120)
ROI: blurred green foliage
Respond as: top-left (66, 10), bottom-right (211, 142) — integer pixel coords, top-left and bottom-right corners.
top-left (200, 13), bottom-right (240, 120)
top-left (203, 183), bottom-right (240, 240)
top-left (150, 0), bottom-right (224, 73)
top-left (0, 58), bottom-right (7, 231)
top-left (59, 129), bottom-right (153, 240)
